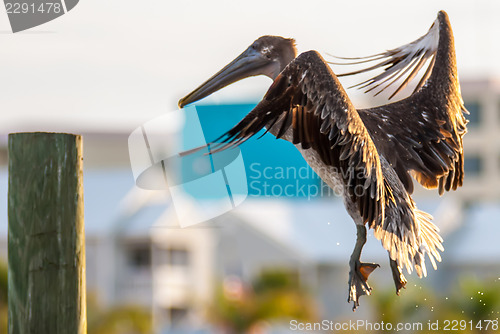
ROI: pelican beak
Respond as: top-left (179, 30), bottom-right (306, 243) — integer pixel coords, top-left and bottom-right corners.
top-left (178, 46), bottom-right (275, 108)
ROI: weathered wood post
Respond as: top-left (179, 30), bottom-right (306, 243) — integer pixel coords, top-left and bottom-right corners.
top-left (7, 132), bottom-right (86, 333)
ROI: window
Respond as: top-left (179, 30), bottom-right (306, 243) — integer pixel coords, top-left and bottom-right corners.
top-left (464, 100), bottom-right (481, 127)
top-left (167, 307), bottom-right (188, 326)
top-left (168, 248), bottom-right (189, 266)
top-left (157, 247), bottom-right (190, 267)
top-left (464, 156), bottom-right (483, 177)
top-left (127, 245), bottom-right (151, 269)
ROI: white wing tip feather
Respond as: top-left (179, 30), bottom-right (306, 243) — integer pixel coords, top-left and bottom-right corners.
top-left (327, 15), bottom-right (440, 99)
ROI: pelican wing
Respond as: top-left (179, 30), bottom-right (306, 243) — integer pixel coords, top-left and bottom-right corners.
top-left (334, 11), bottom-right (467, 194)
top-left (213, 51), bottom-right (387, 227)
top-left (332, 12), bottom-right (440, 99)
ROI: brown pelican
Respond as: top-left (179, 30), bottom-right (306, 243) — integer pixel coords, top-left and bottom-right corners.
top-left (178, 10), bottom-right (467, 310)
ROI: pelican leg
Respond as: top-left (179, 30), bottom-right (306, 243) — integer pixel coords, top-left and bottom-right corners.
top-left (348, 224), bottom-right (379, 311)
top-left (389, 257), bottom-right (407, 295)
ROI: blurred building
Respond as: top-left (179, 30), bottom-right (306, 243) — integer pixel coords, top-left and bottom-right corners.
top-left (459, 79), bottom-right (500, 201)
top-left (0, 78), bottom-right (499, 333)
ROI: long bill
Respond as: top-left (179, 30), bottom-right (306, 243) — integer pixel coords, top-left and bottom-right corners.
top-left (178, 47), bottom-right (272, 108)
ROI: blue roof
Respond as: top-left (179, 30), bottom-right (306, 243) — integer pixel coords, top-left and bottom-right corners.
top-left (235, 197), bottom-right (457, 264)
top-left (116, 202), bottom-right (169, 238)
top-left (0, 168), bottom-right (137, 237)
top-left (83, 168), bottom-right (136, 235)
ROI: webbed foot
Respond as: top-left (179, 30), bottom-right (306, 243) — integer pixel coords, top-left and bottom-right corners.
top-left (348, 260), bottom-right (379, 311)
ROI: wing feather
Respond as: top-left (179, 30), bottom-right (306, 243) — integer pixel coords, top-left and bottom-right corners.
top-left (331, 11), bottom-right (467, 194)
top-left (331, 13), bottom-right (439, 99)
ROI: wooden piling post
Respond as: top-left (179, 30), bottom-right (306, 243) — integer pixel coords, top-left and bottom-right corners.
top-left (7, 132), bottom-right (86, 333)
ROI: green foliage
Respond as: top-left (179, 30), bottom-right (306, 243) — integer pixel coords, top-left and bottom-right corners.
top-left (87, 293), bottom-right (153, 334)
top-left (211, 286), bottom-right (256, 332)
top-left (253, 270), bottom-right (299, 294)
top-left (444, 278), bottom-right (500, 326)
top-left (368, 276), bottom-right (500, 334)
top-left (371, 281), bottom-right (436, 325)
top-left (0, 261), bottom-right (6, 334)
top-left (210, 269), bottom-right (318, 332)
top-left (0, 262), bottom-right (7, 305)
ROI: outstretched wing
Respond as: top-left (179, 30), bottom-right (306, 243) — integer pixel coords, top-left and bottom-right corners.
top-left (213, 51), bottom-right (387, 227)
top-left (331, 14), bottom-right (439, 100)
top-left (331, 10), bottom-right (468, 194)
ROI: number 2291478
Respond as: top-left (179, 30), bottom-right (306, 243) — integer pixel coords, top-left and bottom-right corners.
top-left (442, 319), bottom-right (498, 331)
top-left (5, 2), bottom-right (62, 14)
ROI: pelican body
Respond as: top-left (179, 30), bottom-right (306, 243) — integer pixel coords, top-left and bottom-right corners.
top-left (178, 11), bottom-right (467, 310)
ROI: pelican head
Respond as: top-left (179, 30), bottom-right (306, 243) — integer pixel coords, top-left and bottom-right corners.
top-left (178, 35), bottom-right (297, 108)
